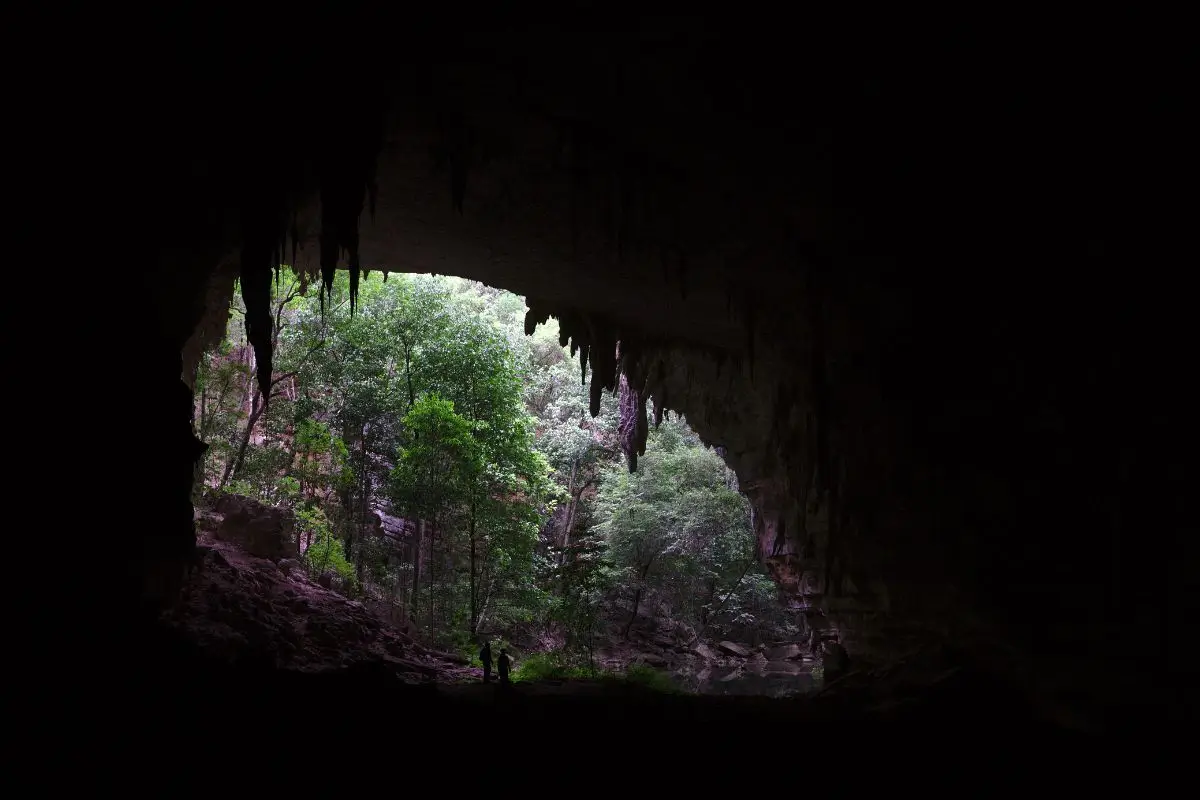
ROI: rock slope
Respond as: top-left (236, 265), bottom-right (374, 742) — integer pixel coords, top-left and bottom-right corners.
top-left (158, 503), bottom-right (474, 682)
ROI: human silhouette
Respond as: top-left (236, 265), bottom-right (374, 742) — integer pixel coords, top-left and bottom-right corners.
top-left (497, 647), bottom-right (512, 685)
top-left (479, 641), bottom-right (493, 683)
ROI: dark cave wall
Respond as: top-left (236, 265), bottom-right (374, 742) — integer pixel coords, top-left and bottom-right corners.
top-left (113, 18), bottom-right (1184, 711)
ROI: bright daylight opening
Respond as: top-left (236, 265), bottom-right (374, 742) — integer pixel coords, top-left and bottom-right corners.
top-left (177, 267), bottom-right (839, 697)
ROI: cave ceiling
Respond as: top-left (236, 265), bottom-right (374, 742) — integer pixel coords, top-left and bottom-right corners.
top-left (176, 24), bottom-right (1037, 623)
top-left (140, 15), bottom-right (1164, 709)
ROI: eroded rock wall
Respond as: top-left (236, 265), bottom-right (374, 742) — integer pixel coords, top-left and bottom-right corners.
top-left (104, 19), bottom-right (1178, 720)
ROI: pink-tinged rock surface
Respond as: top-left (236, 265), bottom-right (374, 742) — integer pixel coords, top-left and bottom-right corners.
top-left (159, 508), bottom-right (477, 683)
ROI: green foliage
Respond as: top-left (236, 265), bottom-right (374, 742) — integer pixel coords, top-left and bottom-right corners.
top-left (510, 651), bottom-right (678, 694)
top-left (391, 396), bottom-right (481, 519)
top-left (192, 267), bottom-right (792, 686)
top-left (299, 505), bottom-right (357, 589)
top-left (618, 664), bottom-right (680, 693)
top-left (589, 418), bottom-right (792, 641)
top-left (511, 651), bottom-right (591, 682)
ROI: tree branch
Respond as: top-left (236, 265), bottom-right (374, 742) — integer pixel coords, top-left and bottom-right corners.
top-left (269, 339), bottom-right (326, 388)
top-left (690, 557), bottom-right (757, 645)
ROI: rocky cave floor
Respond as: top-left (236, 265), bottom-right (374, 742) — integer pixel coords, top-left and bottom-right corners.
top-left (130, 503), bottom-right (1159, 756)
top-left (164, 502), bottom-right (825, 693)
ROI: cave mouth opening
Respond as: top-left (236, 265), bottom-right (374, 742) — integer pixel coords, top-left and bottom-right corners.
top-left (86, 19), bottom-right (1179, 740)
top-left (174, 266), bottom-right (829, 701)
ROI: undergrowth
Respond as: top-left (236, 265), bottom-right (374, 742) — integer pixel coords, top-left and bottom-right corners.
top-left (511, 651), bottom-right (680, 693)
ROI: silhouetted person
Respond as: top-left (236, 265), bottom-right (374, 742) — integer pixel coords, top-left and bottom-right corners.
top-left (497, 647), bottom-right (512, 685)
top-left (479, 641), bottom-right (493, 683)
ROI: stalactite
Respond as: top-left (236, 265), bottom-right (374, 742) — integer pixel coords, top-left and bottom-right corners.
top-left (240, 207), bottom-right (279, 402)
top-left (524, 302), bottom-right (550, 336)
top-left (650, 359), bottom-right (669, 429)
top-left (319, 226), bottom-right (338, 315)
top-left (617, 356), bottom-right (650, 473)
top-left (348, 244), bottom-right (361, 316)
top-left (233, 71), bottom-right (384, 410)
top-left (587, 320), bottom-right (618, 418)
top-left (557, 312), bottom-right (575, 348)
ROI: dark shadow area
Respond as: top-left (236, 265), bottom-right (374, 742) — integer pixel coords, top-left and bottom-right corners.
top-left (51, 9), bottom-right (1191, 777)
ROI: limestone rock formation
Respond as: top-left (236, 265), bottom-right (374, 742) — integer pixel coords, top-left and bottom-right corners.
top-left (212, 494), bottom-right (294, 560)
top-left (766, 643), bottom-right (803, 661)
top-left (166, 505), bottom-right (472, 681)
top-left (106, 16), bottom-right (1179, 728)
top-left (718, 641), bottom-right (751, 658)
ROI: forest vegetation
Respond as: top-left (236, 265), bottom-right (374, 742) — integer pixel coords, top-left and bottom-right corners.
top-left (193, 269), bottom-right (794, 683)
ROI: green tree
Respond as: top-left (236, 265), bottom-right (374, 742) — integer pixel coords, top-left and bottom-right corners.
top-left (591, 419), bottom-right (774, 641)
top-left (192, 267), bottom-right (790, 665)
top-left (389, 395), bottom-right (481, 631)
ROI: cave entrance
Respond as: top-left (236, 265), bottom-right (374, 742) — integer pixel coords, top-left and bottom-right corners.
top-left (100, 17), bottom-right (1169, 734)
top-left (177, 266), bottom-right (820, 697)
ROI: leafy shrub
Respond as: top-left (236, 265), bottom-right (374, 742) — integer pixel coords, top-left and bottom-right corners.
top-left (276, 475), bottom-right (301, 501)
top-left (299, 506), bottom-right (357, 590)
top-left (619, 663), bottom-right (679, 693)
top-left (509, 651), bottom-right (678, 693)
top-left (511, 651), bottom-right (591, 682)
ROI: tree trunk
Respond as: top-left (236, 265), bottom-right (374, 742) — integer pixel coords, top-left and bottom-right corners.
top-left (195, 379), bottom-right (208, 491)
top-left (469, 497), bottom-right (478, 634)
top-left (411, 518), bottom-right (424, 623)
top-left (624, 588), bottom-right (643, 640)
top-left (356, 423), bottom-right (368, 582)
top-left (403, 343), bottom-right (416, 409)
top-left (198, 377), bottom-right (207, 440)
top-left (220, 388), bottom-right (264, 490)
top-left (429, 517), bottom-right (438, 633)
top-left (477, 577), bottom-right (495, 633)
top-left (693, 558), bottom-right (756, 644)
top-left (623, 555), bottom-right (657, 640)
top-left (560, 459), bottom-right (579, 566)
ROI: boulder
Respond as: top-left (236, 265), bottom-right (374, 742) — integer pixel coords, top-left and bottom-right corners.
top-left (717, 641), bottom-right (751, 658)
top-left (764, 660), bottom-right (803, 676)
top-left (277, 558), bottom-right (300, 577)
top-left (213, 494), bottom-right (295, 559)
top-left (766, 643), bottom-right (802, 661)
top-left (638, 652), bottom-right (668, 667)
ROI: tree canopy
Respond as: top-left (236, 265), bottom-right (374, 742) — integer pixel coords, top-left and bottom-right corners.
top-left (191, 268), bottom-right (794, 662)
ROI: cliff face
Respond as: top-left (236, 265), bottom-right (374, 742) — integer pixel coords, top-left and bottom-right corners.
top-left (109, 18), bottom-right (1176, 722)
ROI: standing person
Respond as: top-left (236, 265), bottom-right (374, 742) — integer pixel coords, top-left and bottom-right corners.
top-left (497, 647), bottom-right (512, 685)
top-left (479, 640), bottom-right (493, 683)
